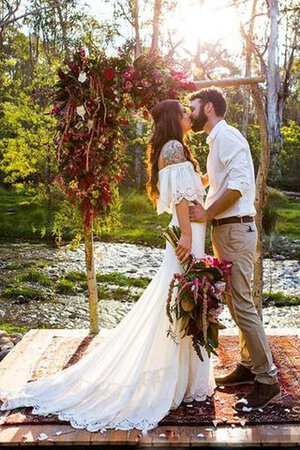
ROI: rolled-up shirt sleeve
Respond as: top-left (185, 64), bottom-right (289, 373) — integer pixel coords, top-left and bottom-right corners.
top-left (218, 134), bottom-right (252, 197)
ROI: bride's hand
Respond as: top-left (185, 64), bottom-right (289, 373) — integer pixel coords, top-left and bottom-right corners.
top-left (175, 233), bottom-right (192, 264)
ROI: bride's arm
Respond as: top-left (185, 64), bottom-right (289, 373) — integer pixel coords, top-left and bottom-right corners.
top-left (175, 199), bottom-right (192, 264)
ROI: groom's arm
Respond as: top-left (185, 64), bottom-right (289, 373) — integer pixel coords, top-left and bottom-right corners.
top-left (189, 189), bottom-right (241, 222)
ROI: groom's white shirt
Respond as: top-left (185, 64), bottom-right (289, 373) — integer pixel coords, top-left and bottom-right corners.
top-left (205, 119), bottom-right (256, 220)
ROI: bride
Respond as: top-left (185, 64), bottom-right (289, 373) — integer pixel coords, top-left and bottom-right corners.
top-left (0, 99), bottom-right (216, 433)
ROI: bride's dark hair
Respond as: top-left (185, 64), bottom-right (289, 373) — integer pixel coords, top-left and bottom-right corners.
top-left (146, 99), bottom-right (199, 205)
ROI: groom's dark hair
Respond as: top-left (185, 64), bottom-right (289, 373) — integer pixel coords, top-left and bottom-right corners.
top-left (190, 88), bottom-right (227, 117)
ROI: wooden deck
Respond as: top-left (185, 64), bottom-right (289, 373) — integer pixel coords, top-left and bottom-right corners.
top-left (0, 328), bottom-right (299, 448)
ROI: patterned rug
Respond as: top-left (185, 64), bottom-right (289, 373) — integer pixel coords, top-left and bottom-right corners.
top-left (1, 335), bottom-right (299, 427)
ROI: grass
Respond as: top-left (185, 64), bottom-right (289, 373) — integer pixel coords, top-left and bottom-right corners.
top-left (96, 272), bottom-right (151, 289)
top-left (57, 279), bottom-right (77, 295)
top-left (1, 285), bottom-right (49, 301)
top-left (3, 261), bottom-right (35, 270)
top-left (0, 323), bottom-right (30, 335)
top-left (100, 188), bottom-right (170, 247)
top-left (0, 187), bottom-right (50, 241)
top-left (16, 267), bottom-right (53, 287)
top-left (65, 271), bottom-right (87, 282)
top-left (263, 291), bottom-right (300, 306)
top-left (276, 199), bottom-right (300, 238)
top-left (0, 186), bottom-right (299, 246)
top-left (97, 285), bottom-right (139, 301)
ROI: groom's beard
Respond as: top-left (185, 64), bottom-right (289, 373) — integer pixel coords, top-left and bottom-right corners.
top-left (191, 110), bottom-right (208, 132)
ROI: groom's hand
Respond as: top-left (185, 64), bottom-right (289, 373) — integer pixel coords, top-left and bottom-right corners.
top-left (189, 201), bottom-right (209, 222)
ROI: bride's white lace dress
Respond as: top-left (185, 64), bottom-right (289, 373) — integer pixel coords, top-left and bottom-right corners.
top-left (0, 158), bottom-right (216, 432)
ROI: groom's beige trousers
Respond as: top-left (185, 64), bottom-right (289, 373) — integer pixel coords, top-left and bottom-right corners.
top-left (211, 221), bottom-right (278, 385)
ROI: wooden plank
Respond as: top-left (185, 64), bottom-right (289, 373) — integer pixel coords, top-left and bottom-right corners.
top-left (90, 429), bottom-right (115, 445)
top-left (194, 75), bottom-right (266, 89)
top-left (258, 424), bottom-right (300, 446)
top-left (151, 426), bottom-right (183, 447)
top-left (0, 329), bottom-right (91, 390)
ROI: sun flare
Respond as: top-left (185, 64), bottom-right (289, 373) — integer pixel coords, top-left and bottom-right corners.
top-left (165, 1), bottom-right (242, 54)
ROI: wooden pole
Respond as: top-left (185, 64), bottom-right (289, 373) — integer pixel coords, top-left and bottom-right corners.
top-left (194, 75), bottom-right (265, 89)
top-left (251, 83), bottom-right (270, 318)
top-left (84, 221), bottom-right (99, 334)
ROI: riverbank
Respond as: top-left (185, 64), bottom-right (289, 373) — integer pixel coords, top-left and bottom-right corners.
top-left (0, 242), bottom-right (299, 333)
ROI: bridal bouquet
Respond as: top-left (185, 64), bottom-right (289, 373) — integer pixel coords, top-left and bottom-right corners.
top-left (163, 226), bottom-right (232, 361)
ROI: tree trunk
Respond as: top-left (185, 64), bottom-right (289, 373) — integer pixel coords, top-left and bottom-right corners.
top-left (241, 0), bottom-right (257, 137)
top-left (267, 0), bottom-right (282, 180)
top-left (84, 222), bottom-right (99, 334)
top-left (54, 0), bottom-right (69, 58)
top-left (251, 83), bottom-right (270, 318)
top-left (151, 0), bottom-right (162, 54)
top-left (134, 121), bottom-right (144, 189)
top-left (131, 0), bottom-right (141, 59)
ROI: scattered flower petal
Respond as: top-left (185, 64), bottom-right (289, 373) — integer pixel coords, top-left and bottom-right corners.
top-left (242, 406), bottom-right (252, 412)
top-left (37, 433), bottom-right (48, 441)
top-left (240, 420), bottom-right (246, 427)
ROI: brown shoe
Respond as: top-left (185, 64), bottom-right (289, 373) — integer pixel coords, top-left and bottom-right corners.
top-left (215, 364), bottom-right (255, 386)
top-left (234, 381), bottom-right (281, 411)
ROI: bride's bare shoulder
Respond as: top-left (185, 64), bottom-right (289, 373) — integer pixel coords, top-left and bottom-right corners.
top-left (158, 140), bottom-right (186, 170)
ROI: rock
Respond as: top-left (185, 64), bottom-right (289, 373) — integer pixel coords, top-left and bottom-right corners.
top-left (1, 343), bottom-right (14, 350)
top-left (0, 330), bottom-right (8, 338)
top-left (274, 255), bottom-right (285, 261)
top-left (0, 349), bottom-right (10, 361)
top-left (10, 332), bottom-right (23, 339)
top-left (0, 337), bottom-right (11, 345)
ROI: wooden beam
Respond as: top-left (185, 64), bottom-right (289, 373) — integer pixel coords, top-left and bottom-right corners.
top-left (194, 75), bottom-right (265, 88)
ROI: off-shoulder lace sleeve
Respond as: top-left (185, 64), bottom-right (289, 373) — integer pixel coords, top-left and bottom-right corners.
top-left (157, 160), bottom-right (206, 215)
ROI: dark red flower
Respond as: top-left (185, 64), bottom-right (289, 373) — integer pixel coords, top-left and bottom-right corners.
top-left (68, 61), bottom-right (80, 76)
top-left (104, 67), bottom-right (115, 81)
top-left (57, 69), bottom-right (66, 79)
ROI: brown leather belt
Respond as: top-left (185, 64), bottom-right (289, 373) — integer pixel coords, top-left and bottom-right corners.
top-left (212, 215), bottom-right (255, 227)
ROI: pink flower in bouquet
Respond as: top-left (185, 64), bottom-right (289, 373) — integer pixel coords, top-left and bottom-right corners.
top-left (78, 47), bottom-right (86, 58)
top-left (51, 106), bottom-right (60, 115)
top-left (124, 81), bottom-right (133, 92)
top-left (141, 79), bottom-right (151, 88)
top-left (122, 69), bottom-right (136, 81)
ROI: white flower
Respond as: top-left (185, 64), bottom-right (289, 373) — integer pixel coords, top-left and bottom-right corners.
top-left (76, 105), bottom-right (86, 119)
top-left (87, 119), bottom-right (94, 132)
top-left (37, 433), bottom-right (48, 441)
top-left (78, 71), bottom-right (87, 83)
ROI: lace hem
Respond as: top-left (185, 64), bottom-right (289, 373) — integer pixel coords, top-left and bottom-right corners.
top-left (0, 390), bottom-right (159, 432)
top-left (0, 383), bottom-right (216, 433)
top-left (173, 188), bottom-right (203, 206)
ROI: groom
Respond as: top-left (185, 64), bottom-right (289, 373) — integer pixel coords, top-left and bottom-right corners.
top-left (188, 88), bottom-right (280, 411)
